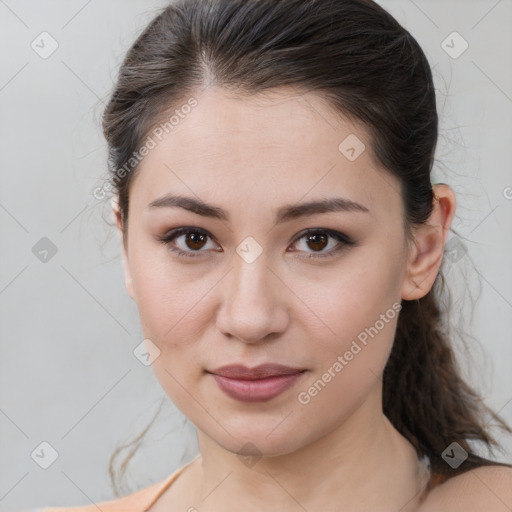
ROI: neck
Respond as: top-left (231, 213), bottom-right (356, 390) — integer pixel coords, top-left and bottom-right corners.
top-left (191, 387), bottom-right (430, 511)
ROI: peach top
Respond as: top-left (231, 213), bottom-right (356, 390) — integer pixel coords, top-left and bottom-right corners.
top-left (39, 455), bottom-right (200, 512)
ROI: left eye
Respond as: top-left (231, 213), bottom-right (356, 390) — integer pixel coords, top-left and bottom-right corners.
top-left (156, 227), bottom-right (355, 259)
top-left (289, 229), bottom-right (354, 258)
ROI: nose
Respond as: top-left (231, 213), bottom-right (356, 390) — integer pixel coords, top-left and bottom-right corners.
top-left (215, 254), bottom-right (290, 344)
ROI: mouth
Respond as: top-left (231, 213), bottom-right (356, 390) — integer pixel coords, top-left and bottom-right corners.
top-left (206, 364), bottom-right (307, 402)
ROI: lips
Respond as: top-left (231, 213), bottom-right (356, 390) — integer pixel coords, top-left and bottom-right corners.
top-left (208, 363), bottom-right (306, 380)
top-left (207, 363), bottom-right (307, 402)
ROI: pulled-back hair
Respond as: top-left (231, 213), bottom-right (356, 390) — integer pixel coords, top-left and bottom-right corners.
top-left (101, 0), bottom-right (512, 497)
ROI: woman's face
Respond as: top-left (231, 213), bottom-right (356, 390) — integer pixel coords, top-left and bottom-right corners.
top-left (116, 86), bottom-right (417, 457)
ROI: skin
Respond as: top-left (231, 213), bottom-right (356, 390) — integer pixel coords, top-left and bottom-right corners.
top-left (113, 86), bottom-right (459, 511)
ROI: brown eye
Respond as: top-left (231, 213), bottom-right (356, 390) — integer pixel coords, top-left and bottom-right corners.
top-left (305, 233), bottom-right (329, 252)
top-left (157, 227), bottom-right (355, 260)
top-left (156, 227), bottom-right (220, 258)
top-left (184, 232), bottom-right (208, 250)
top-left (290, 229), bottom-right (355, 259)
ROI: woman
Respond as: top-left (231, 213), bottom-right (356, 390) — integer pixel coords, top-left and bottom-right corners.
top-left (39, 0), bottom-right (512, 510)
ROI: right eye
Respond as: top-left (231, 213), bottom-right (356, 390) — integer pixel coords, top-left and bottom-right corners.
top-left (156, 227), bottom-right (221, 258)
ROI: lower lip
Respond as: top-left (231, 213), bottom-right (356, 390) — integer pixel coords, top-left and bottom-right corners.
top-left (210, 371), bottom-right (306, 402)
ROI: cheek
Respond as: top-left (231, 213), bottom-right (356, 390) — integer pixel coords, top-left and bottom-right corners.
top-left (308, 253), bottom-right (401, 336)
top-left (302, 248), bottom-right (403, 379)
top-left (129, 252), bottom-right (214, 406)
top-left (294, 287), bottom-right (400, 430)
top-left (128, 239), bottom-right (214, 340)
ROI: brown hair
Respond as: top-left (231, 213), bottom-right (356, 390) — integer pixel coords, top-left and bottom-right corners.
top-left (101, 0), bottom-right (512, 497)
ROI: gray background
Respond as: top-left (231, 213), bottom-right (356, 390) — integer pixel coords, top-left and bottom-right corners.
top-left (1, 0), bottom-right (511, 509)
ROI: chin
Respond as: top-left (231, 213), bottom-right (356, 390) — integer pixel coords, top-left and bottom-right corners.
top-left (205, 424), bottom-right (307, 459)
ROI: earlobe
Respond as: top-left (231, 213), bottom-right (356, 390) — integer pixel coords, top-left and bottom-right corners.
top-left (112, 198), bottom-right (135, 301)
top-left (401, 184), bottom-right (456, 301)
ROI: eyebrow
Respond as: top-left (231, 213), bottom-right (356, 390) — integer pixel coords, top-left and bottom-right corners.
top-left (147, 194), bottom-right (370, 224)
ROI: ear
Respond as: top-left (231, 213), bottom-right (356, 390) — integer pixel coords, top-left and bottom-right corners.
top-left (401, 184), bottom-right (456, 301)
top-left (111, 197), bottom-right (135, 301)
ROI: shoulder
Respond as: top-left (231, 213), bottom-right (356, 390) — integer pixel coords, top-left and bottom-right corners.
top-left (34, 477), bottom-right (167, 512)
top-left (421, 466), bottom-right (512, 511)
top-left (35, 457), bottom-right (196, 512)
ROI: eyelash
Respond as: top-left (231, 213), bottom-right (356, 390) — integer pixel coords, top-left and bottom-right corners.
top-left (156, 227), bottom-right (355, 260)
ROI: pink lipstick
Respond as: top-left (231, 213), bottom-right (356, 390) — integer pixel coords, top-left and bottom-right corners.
top-left (207, 364), bottom-right (307, 402)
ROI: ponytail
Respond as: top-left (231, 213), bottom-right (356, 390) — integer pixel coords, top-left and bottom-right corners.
top-left (383, 271), bottom-right (512, 490)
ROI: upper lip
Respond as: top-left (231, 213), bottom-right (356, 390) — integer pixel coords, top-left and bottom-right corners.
top-left (208, 364), bottom-right (306, 380)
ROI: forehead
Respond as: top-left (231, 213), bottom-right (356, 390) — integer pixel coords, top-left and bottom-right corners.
top-left (132, 86), bottom-right (402, 217)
